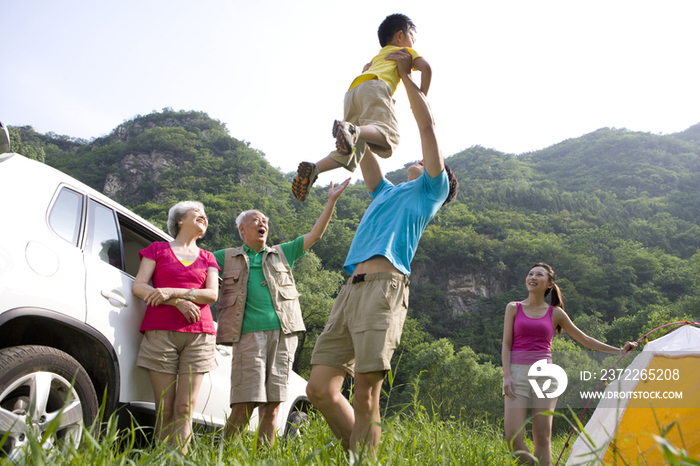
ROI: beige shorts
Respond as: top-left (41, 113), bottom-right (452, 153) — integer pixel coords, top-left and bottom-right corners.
top-left (136, 330), bottom-right (218, 374)
top-left (503, 363), bottom-right (559, 399)
top-left (230, 329), bottom-right (298, 405)
top-left (329, 79), bottom-right (400, 172)
top-left (311, 272), bottom-right (409, 377)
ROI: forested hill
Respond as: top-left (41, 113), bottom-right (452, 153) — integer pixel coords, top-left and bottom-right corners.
top-left (11, 110), bottom-right (700, 367)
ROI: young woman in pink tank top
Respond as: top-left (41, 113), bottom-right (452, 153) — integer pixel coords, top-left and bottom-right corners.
top-left (501, 263), bottom-right (637, 466)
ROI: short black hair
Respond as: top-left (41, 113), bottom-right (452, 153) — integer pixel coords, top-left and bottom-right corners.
top-left (378, 13), bottom-right (416, 47)
top-left (443, 164), bottom-right (459, 206)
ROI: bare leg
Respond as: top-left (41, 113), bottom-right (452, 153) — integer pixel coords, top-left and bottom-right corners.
top-left (316, 156), bottom-right (344, 173)
top-left (257, 402), bottom-right (281, 446)
top-left (356, 125), bottom-right (389, 149)
top-left (170, 371), bottom-right (205, 454)
top-left (531, 396), bottom-right (557, 466)
top-left (306, 365), bottom-right (354, 448)
top-left (149, 371), bottom-right (178, 442)
top-left (350, 371), bottom-right (384, 456)
top-left (225, 402), bottom-right (258, 439)
top-left (504, 393), bottom-right (534, 465)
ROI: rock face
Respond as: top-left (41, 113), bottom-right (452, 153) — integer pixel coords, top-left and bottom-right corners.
top-left (444, 273), bottom-right (502, 316)
top-left (103, 151), bottom-right (175, 204)
top-left (411, 263), bottom-right (501, 316)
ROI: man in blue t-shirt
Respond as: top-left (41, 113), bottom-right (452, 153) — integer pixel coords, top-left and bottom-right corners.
top-left (306, 48), bottom-right (458, 454)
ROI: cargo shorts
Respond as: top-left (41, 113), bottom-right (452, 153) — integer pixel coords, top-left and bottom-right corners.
top-left (311, 272), bottom-right (409, 377)
top-left (328, 79), bottom-right (400, 172)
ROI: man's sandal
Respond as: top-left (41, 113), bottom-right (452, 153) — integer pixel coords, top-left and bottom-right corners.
top-left (333, 120), bottom-right (357, 156)
top-left (292, 161), bottom-right (319, 201)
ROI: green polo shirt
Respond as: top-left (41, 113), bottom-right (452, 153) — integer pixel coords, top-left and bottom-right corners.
top-left (213, 236), bottom-right (305, 334)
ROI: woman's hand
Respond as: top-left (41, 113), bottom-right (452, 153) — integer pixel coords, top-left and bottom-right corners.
top-left (622, 341), bottom-right (638, 353)
top-left (143, 287), bottom-right (171, 306)
top-left (176, 299), bottom-right (201, 323)
top-left (503, 375), bottom-right (516, 399)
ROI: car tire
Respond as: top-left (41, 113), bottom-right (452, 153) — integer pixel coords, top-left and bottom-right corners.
top-left (285, 410), bottom-right (309, 439)
top-left (0, 345), bottom-right (99, 460)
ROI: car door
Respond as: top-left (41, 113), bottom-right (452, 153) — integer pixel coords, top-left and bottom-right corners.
top-left (83, 198), bottom-right (155, 403)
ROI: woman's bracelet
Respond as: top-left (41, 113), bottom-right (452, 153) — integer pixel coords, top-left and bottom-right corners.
top-left (174, 298), bottom-right (180, 306)
top-left (189, 288), bottom-right (195, 301)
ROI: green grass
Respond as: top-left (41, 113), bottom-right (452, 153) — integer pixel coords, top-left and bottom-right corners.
top-left (5, 399), bottom-right (695, 465)
top-left (2, 405), bottom-right (552, 466)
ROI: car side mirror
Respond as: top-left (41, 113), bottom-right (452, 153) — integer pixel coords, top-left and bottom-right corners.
top-left (0, 122), bottom-right (10, 154)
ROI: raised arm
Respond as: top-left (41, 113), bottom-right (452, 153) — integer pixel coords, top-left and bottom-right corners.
top-left (358, 144), bottom-right (384, 193)
top-left (303, 178), bottom-right (350, 250)
top-left (412, 56), bottom-right (432, 96)
top-left (387, 48), bottom-right (444, 178)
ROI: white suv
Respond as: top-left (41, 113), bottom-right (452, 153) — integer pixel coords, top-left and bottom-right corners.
top-left (0, 133), bottom-right (309, 459)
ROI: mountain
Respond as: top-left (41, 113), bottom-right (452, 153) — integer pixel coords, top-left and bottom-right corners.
top-left (12, 110), bottom-right (700, 364)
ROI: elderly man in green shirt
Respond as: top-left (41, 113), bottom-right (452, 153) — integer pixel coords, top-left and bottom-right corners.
top-left (213, 178), bottom-right (349, 444)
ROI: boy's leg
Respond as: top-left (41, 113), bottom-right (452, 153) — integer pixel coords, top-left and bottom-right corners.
top-left (334, 121), bottom-right (390, 156)
top-left (292, 161), bottom-right (320, 202)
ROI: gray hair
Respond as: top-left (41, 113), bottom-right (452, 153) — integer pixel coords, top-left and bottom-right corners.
top-left (235, 210), bottom-right (268, 238)
top-left (167, 201), bottom-right (206, 237)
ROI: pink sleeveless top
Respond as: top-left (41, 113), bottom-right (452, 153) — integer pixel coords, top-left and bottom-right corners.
top-left (510, 302), bottom-right (554, 365)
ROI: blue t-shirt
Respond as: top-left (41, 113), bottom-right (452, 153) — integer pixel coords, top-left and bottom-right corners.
top-left (343, 169), bottom-right (449, 276)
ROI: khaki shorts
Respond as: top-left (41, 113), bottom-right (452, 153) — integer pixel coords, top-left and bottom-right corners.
top-left (503, 363), bottom-right (559, 399)
top-left (230, 329), bottom-right (298, 405)
top-left (329, 79), bottom-right (400, 172)
top-left (136, 330), bottom-right (218, 374)
top-left (311, 272), bottom-right (409, 377)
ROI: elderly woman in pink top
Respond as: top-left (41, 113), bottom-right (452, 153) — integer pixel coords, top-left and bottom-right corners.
top-left (132, 201), bottom-right (220, 453)
top-left (501, 263), bottom-right (637, 466)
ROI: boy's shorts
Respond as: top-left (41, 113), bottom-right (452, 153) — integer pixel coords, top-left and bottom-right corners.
top-left (136, 330), bottom-right (218, 374)
top-left (229, 329), bottom-right (298, 405)
top-left (311, 272), bottom-right (409, 377)
top-left (329, 79), bottom-right (400, 172)
top-left (503, 363), bottom-right (559, 399)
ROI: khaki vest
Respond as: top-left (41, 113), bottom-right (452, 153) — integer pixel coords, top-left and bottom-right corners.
top-left (216, 245), bottom-right (305, 345)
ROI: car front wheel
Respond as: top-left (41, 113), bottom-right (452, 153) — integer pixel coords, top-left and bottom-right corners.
top-left (0, 345), bottom-right (99, 460)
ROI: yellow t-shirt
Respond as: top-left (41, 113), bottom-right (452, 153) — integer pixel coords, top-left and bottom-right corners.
top-left (348, 46), bottom-right (422, 94)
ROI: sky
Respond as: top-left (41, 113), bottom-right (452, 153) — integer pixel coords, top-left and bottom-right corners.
top-left (3, 0), bottom-right (699, 187)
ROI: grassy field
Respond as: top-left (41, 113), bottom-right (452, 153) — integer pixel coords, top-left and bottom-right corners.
top-left (1, 405), bottom-right (576, 466)
top-left (4, 401), bottom-right (697, 465)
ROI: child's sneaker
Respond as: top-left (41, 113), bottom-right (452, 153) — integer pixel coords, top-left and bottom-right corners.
top-left (333, 120), bottom-right (357, 156)
top-left (292, 161), bottom-right (319, 202)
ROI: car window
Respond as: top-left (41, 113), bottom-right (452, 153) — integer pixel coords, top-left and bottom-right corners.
top-left (85, 199), bottom-right (123, 270)
top-left (119, 222), bottom-right (153, 277)
top-left (48, 188), bottom-right (84, 246)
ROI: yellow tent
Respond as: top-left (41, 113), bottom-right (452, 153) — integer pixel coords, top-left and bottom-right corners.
top-left (566, 325), bottom-right (700, 465)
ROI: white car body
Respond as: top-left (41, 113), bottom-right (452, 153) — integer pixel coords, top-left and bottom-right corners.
top-left (0, 151), bottom-right (309, 457)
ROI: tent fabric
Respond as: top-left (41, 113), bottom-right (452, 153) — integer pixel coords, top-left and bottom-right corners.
top-left (566, 325), bottom-right (700, 465)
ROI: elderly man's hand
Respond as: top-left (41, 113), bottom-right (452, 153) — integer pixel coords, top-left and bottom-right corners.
top-left (385, 48), bottom-right (413, 79)
top-left (329, 178), bottom-right (351, 201)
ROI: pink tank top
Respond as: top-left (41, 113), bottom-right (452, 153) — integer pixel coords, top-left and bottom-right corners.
top-left (510, 302), bottom-right (554, 365)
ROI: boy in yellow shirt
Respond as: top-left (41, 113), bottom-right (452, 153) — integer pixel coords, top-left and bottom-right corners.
top-left (292, 13), bottom-right (431, 201)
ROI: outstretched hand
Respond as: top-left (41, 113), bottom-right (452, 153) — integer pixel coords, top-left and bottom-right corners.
top-left (328, 178), bottom-right (351, 201)
top-left (622, 341), bottom-right (638, 353)
top-left (385, 48), bottom-right (413, 79)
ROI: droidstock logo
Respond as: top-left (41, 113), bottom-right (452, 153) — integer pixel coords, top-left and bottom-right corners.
top-left (528, 359), bottom-right (568, 398)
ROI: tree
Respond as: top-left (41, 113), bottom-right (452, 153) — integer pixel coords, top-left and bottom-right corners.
top-left (8, 126), bottom-right (46, 162)
top-left (291, 251), bottom-right (343, 378)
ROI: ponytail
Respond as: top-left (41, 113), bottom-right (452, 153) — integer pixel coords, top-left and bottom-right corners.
top-left (534, 262), bottom-right (564, 336)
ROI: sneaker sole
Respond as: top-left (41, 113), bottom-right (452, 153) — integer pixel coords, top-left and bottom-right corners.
top-left (292, 162), bottom-right (317, 202)
top-left (333, 120), bottom-right (354, 156)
